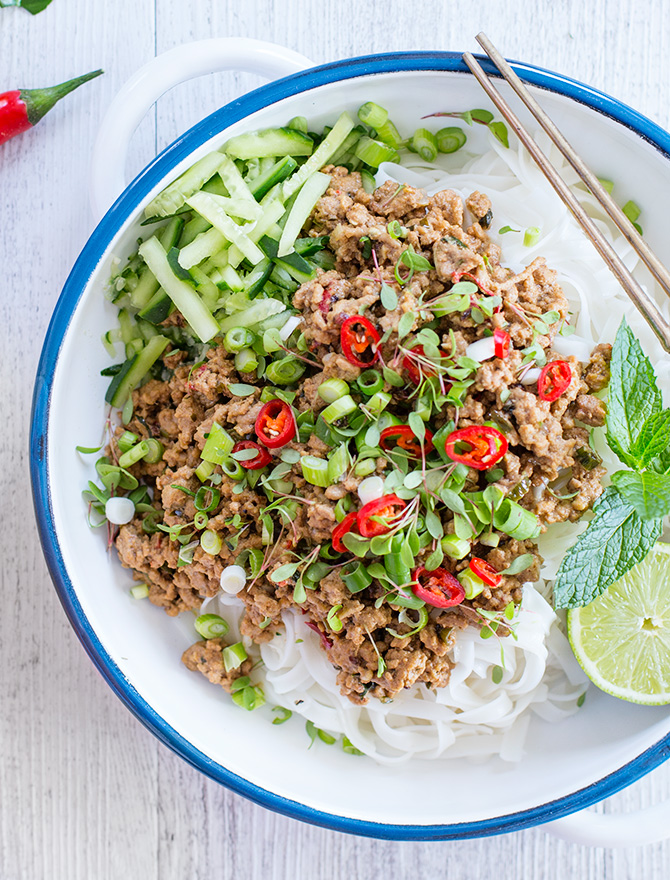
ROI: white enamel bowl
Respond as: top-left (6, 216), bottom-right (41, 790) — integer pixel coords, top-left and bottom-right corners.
top-left (30, 39), bottom-right (670, 846)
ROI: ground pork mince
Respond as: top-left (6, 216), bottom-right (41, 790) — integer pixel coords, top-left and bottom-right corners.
top-left (110, 165), bottom-right (608, 707)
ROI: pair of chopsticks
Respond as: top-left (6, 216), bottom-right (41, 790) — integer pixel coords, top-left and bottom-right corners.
top-left (463, 33), bottom-right (670, 353)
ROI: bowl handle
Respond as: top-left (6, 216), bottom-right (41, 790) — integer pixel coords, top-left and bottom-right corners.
top-left (545, 792), bottom-right (670, 847)
top-left (89, 38), bottom-right (314, 221)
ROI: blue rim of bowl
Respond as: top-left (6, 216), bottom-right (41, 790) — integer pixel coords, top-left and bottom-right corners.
top-left (31, 51), bottom-right (670, 841)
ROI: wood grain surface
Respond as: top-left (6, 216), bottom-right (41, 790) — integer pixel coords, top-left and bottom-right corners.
top-left (2, 1), bottom-right (670, 877)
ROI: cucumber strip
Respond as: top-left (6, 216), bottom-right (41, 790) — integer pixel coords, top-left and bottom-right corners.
top-left (282, 112), bottom-right (355, 199)
top-left (218, 298), bottom-right (286, 332)
top-left (186, 191), bottom-right (265, 265)
top-left (179, 213), bottom-right (211, 248)
top-left (260, 236), bottom-right (315, 282)
top-left (294, 235), bottom-right (329, 256)
top-left (217, 155), bottom-right (262, 216)
top-left (269, 264), bottom-right (298, 290)
top-left (328, 129), bottom-right (363, 166)
top-left (138, 237), bottom-right (220, 342)
top-left (130, 216), bottom-right (184, 309)
top-left (205, 194), bottom-right (261, 222)
top-left (179, 227), bottom-right (227, 270)
top-left (138, 289), bottom-right (173, 325)
top-left (256, 309), bottom-right (297, 332)
top-left (189, 266), bottom-right (221, 311)
top-left (278, 171), bottom-right (331, 256)
top-left (118, 308), bottom-right (140, 345)
top-left (145, 151), bottom-right (228, 218)
top-left (224, 127), bottom-right (314, 160)
top-left (105, 335), bottom-right (170, 408)
top-left (248, 156), bottom-right (298, 201)
top-left (227, 199), bottom-right (284, 268)
top-left (218, 265), bottom-right (245, 291)
top-left (245, 258), bottom-right (273, 299)
top-left (136, 318), bottom-right (161, 342)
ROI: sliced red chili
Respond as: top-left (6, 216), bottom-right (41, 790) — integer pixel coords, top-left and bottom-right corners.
top-left (231, 440), bottom-right (272, 470)
top-left (444, 426), bottom-right (508, 471)
top-left (411, 566), bottom-right (465, 608)
top-left (537, 360), bottom-right (572, 402)
top-left (493, 328), bottom-right (511, 359)
top-left (402, 344), bottom-right (436, 385)
top-left (469, 557), bottom-right (502, 588)
top-left (332, 511), bottom-right (358, 553)
top-left (340, 315), bottom-right (380, 367)
top-left (357, 494), bottom-right (407, 538)
top-left (379, 425), bottom-right (434, 458)
top-left (255, 399), bottom-right (296, 448)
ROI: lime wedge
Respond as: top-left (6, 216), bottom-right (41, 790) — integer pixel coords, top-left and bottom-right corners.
top-left (567, 542), bottom-right (670, 705)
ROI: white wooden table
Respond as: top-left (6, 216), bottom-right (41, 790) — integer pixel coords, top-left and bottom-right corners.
top-left (2, 1), bottom-right (670, 877)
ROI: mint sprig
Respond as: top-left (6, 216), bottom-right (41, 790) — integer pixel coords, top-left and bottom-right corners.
top-left (553, 489), bottom-right (662, 609)
top-left (554, 319), bottom-right (670, 609)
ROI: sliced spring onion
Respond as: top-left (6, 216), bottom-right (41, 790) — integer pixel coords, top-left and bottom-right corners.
top-left (358, 101), bottom-right (388, 129)
top-left (357, 476), bottom-right (384, 506)
top-left (223, 642), bottom-right (248, 671)
top-left (457, 567), bottom-right (486, 600)
top-left (411, 128), bottom-right (438, 162)
top-left (130, 584), bottom-right (149, 600)
top-left (235, 347), bottom-right (259, 373)
top-left (342, 562), bottom-right (372, 594)
top-left (118, 440), bottom-right (150, 469)
top-left (597, 177), bottom-right (615, 193)
top-left (327, 443), bottom-right (351, 483)
top-left (278, 171), bottom-right (331, 257)
top-left (301, 456), bottom-right (332, 487)
top-left (334, 496), bottom-right (352, 523)
top-left (201, 423), bottom-right (235, 465)
top-left (138, 237), bottom-right (220, 342)
top-left (224, 327), bottom-right (256, 353)
top-left (143, 438), bottom-right (164, 463)
top-left (354, 136), bottom-right (400, 167)
top-left (117, 430), bottom-right (138, 454)
top-left (220, 564), bottom-right (247, 595)
top-left (465, 336), bottom-right (496, 362)
top-left (356, 369), bottom-right (383, 396)
top-left (375, 118), bottom-right (403, 148)
top-left (524, 226), bottom-right (541, 247)
top-left (436, 126), bottom-right (467, 153)
top-left (365, 391), bottom-right (391, 417)
top-left (321, 395), bottom-right (357, 424)
top-left (105, 496), bottom-right (135, 525)
top-left (200, 530), bottom-right (222, 555)
top-left (272, 706), bottom-right (292, 724)
top-left (440, 534), bottom-right (471, 560)
top-left (493, 498), bottom-right (541, 540)
top-left (265, 357), bottom-right (305, 385)
top-left (220, 456), bottom-right (244, 480)
top-left (354, 459), bottom-right (376, 478)
top-left (326, 604), bottom-right (344, 633)
top-left (279, 315), bottom-right (302, 342)
top-left (195, 613), bottom-right (229, 639)
top-left (318, 378), bottom-right (349, 404)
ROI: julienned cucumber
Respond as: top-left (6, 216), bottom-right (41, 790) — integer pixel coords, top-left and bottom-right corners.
top-left (281, 112), bottom-right (355, 199)
top-left (248, 156), bottom-right (297, 201)
top-left (259, 236), bottom-right (316, 284)
top-left (218, 298), bottom-right (286, 333)
top-left (144, 151), bottom-right (228, 218)
top-left (278, 171), bottom-right (331, 257)
top-left (105, 335), bottom-right (170, 408)
top-left (138, 237), bottom-right (220, 342)
top-left (130, 216), bottom-right (184, 310)
top-left (186, 191), bottom-right (265, 266)
top-left (224, 127), bottom-right (314, 160)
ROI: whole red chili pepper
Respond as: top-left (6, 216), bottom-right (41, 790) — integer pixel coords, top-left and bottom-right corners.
top-left (537, 360), bottom-right (572, 402)
top-left (231, 440), bottom-right (272, 470)
top-left (340, 315), bottom-right (380, 367)
top-left (255, 399), bottom-right (295, 449)
top-left (0, 69), bottom-right (103, 145)
top-left (469, 557), bottom-right (502, 588)
top-left (357, 494), bottom-right (406, 538)
top-left (380, 424), bottom-right (434, 458)
top-left (444, 425), bottom-right (508, 471)
top-left (411, 566), bottom-right (465, 608)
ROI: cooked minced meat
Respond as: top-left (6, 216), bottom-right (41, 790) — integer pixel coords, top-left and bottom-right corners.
top-left (113, 168), bottom-right (607, 705)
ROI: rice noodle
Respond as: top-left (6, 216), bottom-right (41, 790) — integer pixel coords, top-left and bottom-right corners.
top-left (200, 128), bottom-right (669, 763)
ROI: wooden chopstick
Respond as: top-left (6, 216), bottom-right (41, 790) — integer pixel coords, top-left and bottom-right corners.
top-left (475, 33), bottom-right (670, 301)
top-left (461, 39), bottom-right (670, 354)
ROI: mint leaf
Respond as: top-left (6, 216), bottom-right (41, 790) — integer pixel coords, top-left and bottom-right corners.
top-left (606, 319), bottom-right (662, 467)
top-left (553, 488), bottom-right (662, 609)
top-left (630, 410), bottom-right (670, 471)
top-left (611, 470), bottom-right (670, 520)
